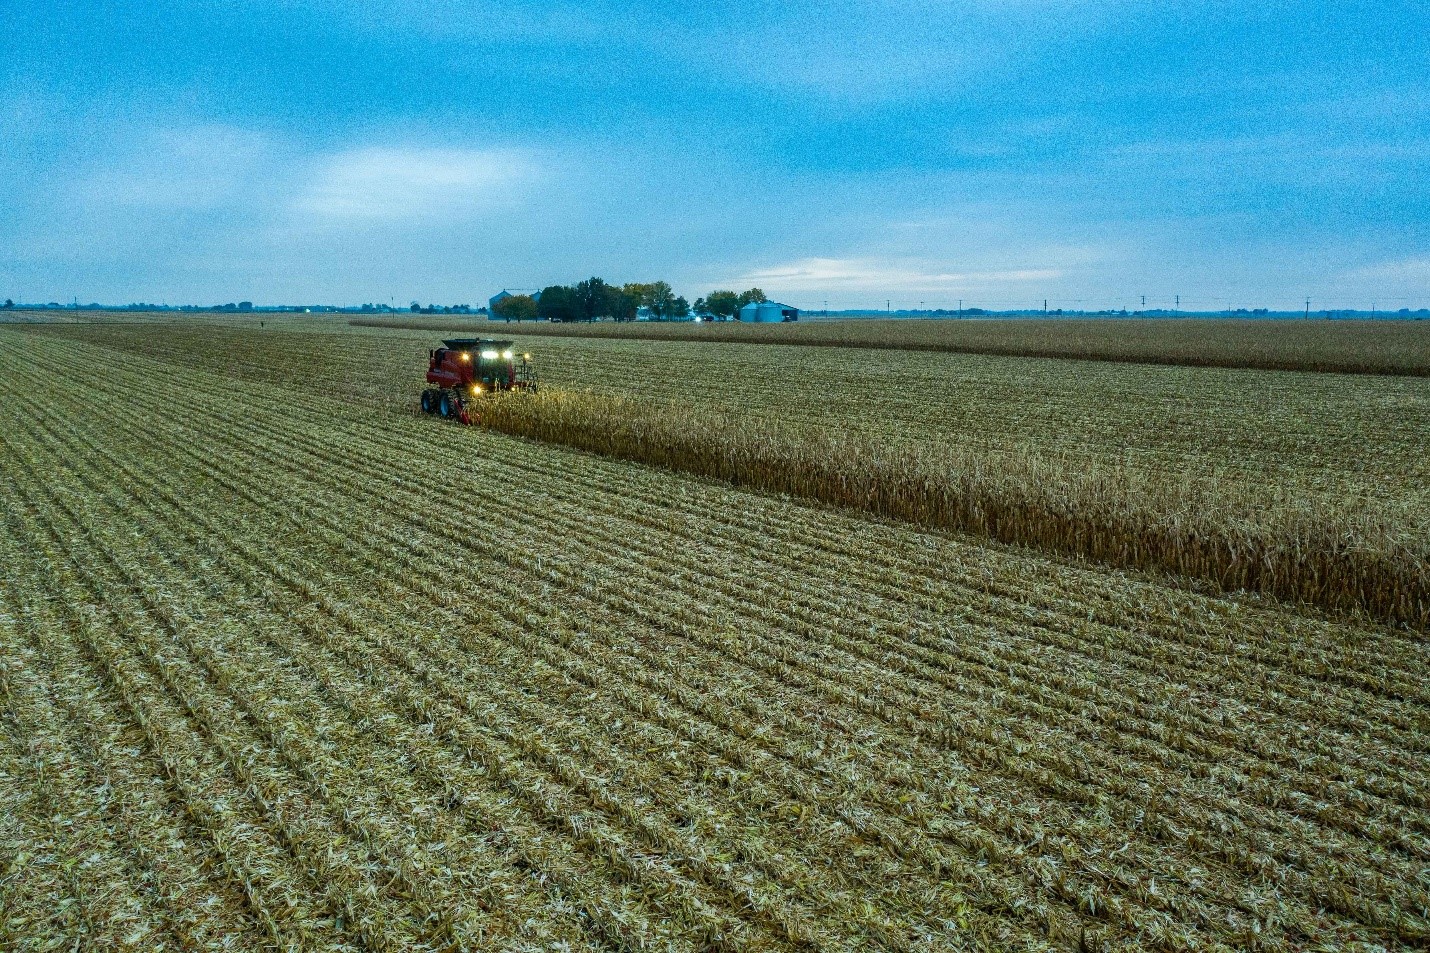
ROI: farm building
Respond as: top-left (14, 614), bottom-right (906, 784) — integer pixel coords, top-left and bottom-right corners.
top-left (489, 289), bottom-right (540, 315)
top-left (739, 301), bottom-right (799, 322)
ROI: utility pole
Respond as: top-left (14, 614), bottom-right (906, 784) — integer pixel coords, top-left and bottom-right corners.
top-left (1174, 294), bottom-right (1180, 312)
top-left (1141, 295), bottom-right (1146, 310)
top-left (1043, 299), bottom-right (1048, 314)
top-left (1304, 298), bottom-right (1310, 320)
top-left (958, 299), bottom-right (963, 315)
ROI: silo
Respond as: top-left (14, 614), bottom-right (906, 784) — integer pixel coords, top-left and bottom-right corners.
top-left (738, 301), bottom-right (797, 322)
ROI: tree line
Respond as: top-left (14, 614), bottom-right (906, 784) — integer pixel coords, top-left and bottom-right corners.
top-left (492, 279), bottom-right (767, 323)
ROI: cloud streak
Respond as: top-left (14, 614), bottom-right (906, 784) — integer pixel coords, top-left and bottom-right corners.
top-left (1349, 258), bottom-right (1430, 281)
top-left (736, 257), bottom-right (1064, 292)
top-left (292, 147), bottom-right (536, 220)
top-left (69, 127), bottom-right (278, 211)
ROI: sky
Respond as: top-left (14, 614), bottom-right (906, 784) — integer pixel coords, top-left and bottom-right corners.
top-left (2, 0), bottom-right (1428, 311)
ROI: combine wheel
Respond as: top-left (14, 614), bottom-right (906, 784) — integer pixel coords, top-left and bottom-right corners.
top-left (439, 392), bottom-right (453, 418)
top-left (421, 390), bottom-right (435, 414)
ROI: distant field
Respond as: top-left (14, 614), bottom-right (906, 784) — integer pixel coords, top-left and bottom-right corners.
top-left (0, 311), bottom-right (146, 324)
top-left (352, 314), bottom-right (1430, 375)
top-left (3, 321), bottom-right (1428, 951)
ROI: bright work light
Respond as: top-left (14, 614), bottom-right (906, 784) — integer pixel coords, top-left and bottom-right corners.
top-left (502, 350), bottom-right (513, 359)
top-left (480, 350), bottom-right (499, 359)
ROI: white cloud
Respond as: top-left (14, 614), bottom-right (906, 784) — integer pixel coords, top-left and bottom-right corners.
top-left (733, 256), bottom-right (1063, 292)
top-left (1348, 258), bottom-right (1430, 281)
top-left (5, 126), bottom-right (562, 302)
top-left (22, 130), bottom-right (539, 234)
top-left (69, 126), bottom-right (277, 211)
top-left (293, 146), bottom-right (535, 219)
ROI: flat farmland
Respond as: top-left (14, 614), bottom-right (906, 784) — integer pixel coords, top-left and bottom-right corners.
top-left (352, 315), bottom-right (1430, 376)
top-left (50, 318), bottom-right (1429, 514)
top-left (36, 319), bottom-right (1430, 623)
top-left (3, 321), bottom-right (1428, 951)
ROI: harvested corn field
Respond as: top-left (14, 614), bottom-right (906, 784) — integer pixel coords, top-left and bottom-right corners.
top-left (2, 324), bottom-right (1429, 952)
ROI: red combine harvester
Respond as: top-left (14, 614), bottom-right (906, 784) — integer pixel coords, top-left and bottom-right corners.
top-left (420, 339), bottom-right (538, 424)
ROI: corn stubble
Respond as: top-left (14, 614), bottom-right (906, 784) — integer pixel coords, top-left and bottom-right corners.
top-left (1, 327), bottom-right (1427, 952)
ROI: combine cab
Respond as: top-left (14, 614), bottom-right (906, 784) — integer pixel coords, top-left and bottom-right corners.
top-left (420, 339), bottom-right (537, 424)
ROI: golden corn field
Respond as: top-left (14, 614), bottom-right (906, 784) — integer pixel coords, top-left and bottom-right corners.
top-left (3, 318), bottom-right (1429, 952)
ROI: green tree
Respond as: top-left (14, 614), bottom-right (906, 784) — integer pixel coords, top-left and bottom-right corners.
top-left (493, 293), bottom-right (537, 322)
top-left (621, 283), bottom-right (655, 308)
top-left (647, 281), bottom-right (676, 319)
top-left (575, 277), bottom-right (613, 321)
top-left (609, 290), bottom-right (638, 322)
top-left (670, 295), bottom-right (690, 319)
top-left (736, 288), bottom-right (767, 307)
top-left (705, 290), bottom-right (739, 320)
top-left (536, 285), bottom-right (580, 322)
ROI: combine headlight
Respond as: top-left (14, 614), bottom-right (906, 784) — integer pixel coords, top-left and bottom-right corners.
top-left (460, 352), bottom-right (470, 361)
top-left (480, 350), bottom-right (499, 359)
top-left (502, 350), bottom-right (513, 359)
top-left (523, 353), bottom-right (531, 360)
top-left (471, 384), bottom-right (482, 394)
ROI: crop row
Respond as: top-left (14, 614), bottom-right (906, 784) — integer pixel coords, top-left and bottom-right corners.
top-left (0, 420), bottom-right (618, 944)
top-left (14, 332), bottom-right (1427, 761)
top-left (2, 329), bottom-right (1426, 950)
top-left (12, 330), bottom-right (1429, 783)
top-left (2, 333), bottom-right (1081, 944)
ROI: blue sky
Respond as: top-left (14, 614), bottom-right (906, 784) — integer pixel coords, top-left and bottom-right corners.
top-left (2, 0), bottom-right (1427, 310)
